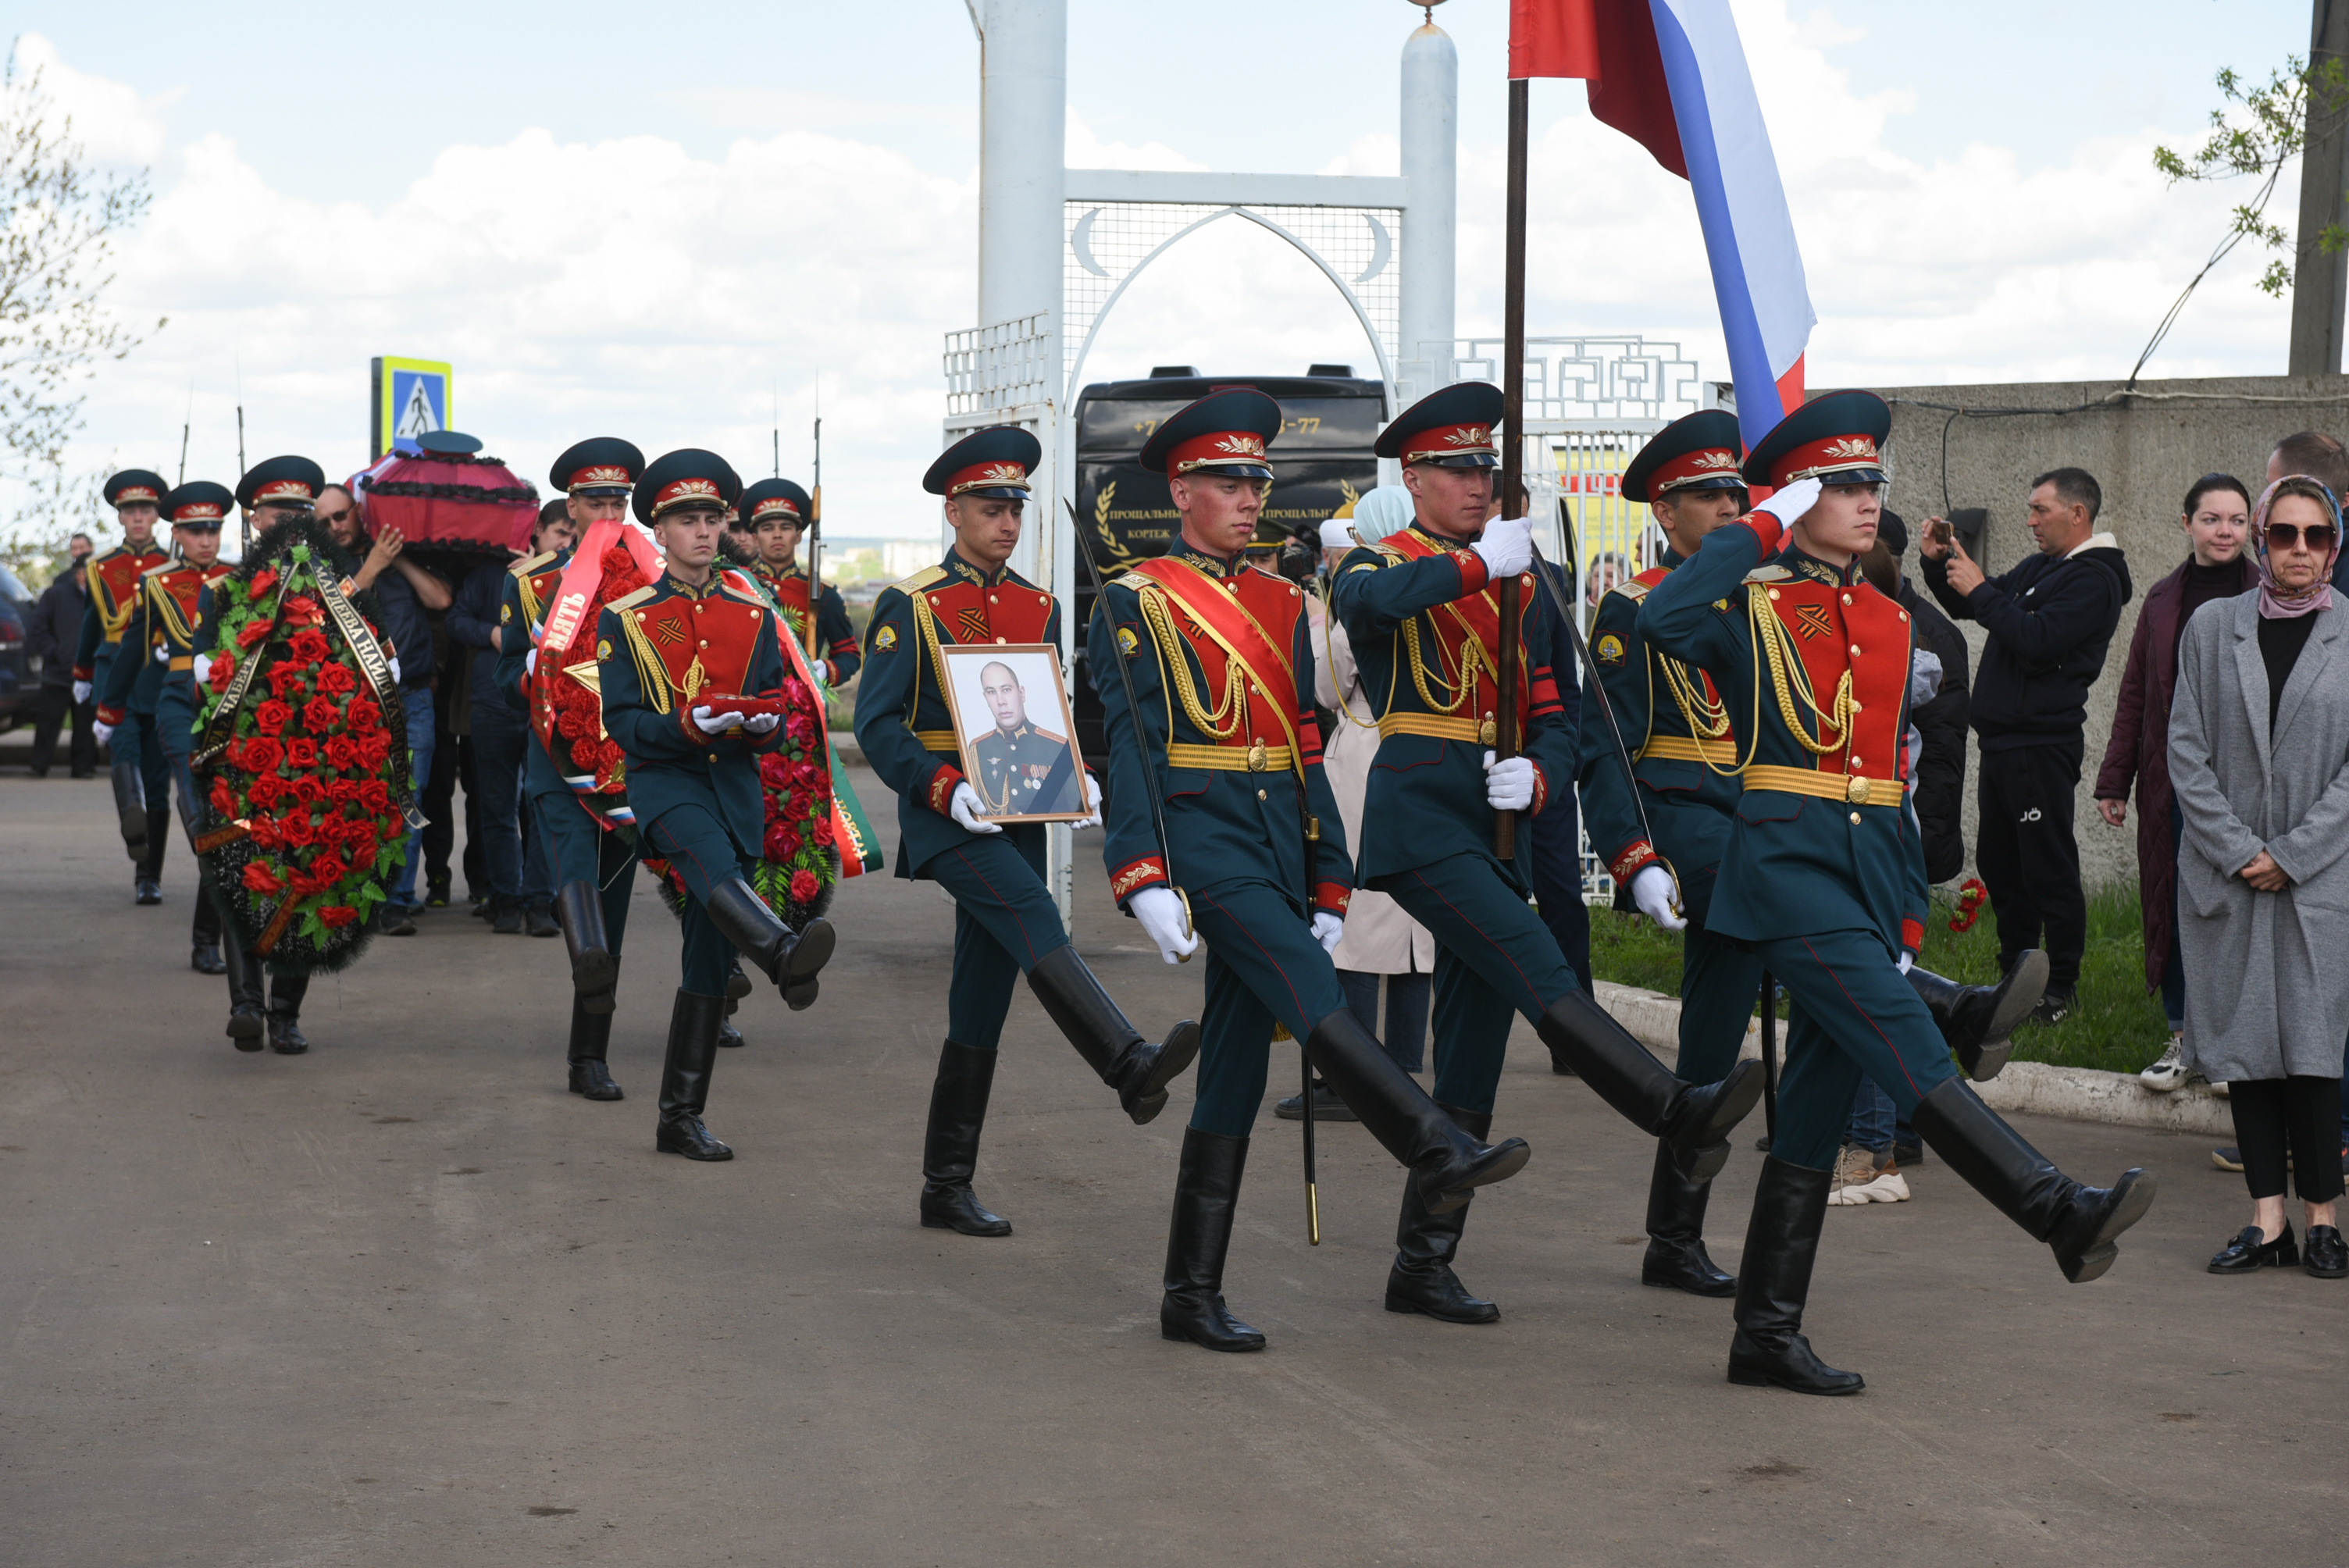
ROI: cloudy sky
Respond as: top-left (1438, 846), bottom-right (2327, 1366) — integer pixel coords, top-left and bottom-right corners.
top-left (9, 0), bottom-right (2309, 540)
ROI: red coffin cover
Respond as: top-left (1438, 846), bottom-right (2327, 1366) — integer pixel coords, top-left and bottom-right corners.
top-left (354, 452), bottom-right (539, 553)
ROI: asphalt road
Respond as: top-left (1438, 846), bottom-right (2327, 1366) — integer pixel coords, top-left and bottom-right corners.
top-left (2, 766), bottom-right (2340, 1567)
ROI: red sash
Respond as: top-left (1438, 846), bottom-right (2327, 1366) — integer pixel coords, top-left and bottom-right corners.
top-left (1379, 529), bottom-right (1538, 731)
top-left (1127, 557), bottom-right (1303, 763)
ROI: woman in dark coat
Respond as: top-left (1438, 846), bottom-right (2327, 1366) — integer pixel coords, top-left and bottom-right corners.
top-left (2094, 473), bottom-right (2255, 1089)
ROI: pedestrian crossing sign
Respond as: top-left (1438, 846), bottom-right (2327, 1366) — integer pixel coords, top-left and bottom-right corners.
top-left (369, 357), bottom-right (454, 458)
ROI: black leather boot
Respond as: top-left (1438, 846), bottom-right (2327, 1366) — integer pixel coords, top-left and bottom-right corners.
top-left (190, 887), bottom-right (226, 975)
top-left (567, 991), bottom-right (622, 1100)
top-left (1909, 950), bottom-right (2046, 1082)
top-left (112, 761), bottom-right (149, 861)
top-left (1025, 943), bottom-right (1200, 1125)
top-left (135, 804), bottom-right (171, 900)
top-left (267, 974), bottom-right (310, 1055)
top-left (705, 878), bottom-right (833, 1010)
top-left (654, 989), bottom-right (732, 1160)
top-left (1385, 1103), bottom-right (1502, 1324)
top-left (1305, 1009), bottom-right (1530, 1215)
top-left (919, 1040), bottom-right (1011, 1235)
top-left (726, 963), bottom-right (751, 1007)
top-left (1537, 989), bottom-right (1763, 1183)
top-left (1642, 1141), bottom-right (1737, 1296)
top-left (223, 935), bottom-right (265, 1049)
top-left (1727, 1156), bottom-right (1864, 1395)
top-left (1160, 1128), bottom-right (1264, 1352)
top-left (554, 879), bottom-right (618, 1011)
top-left (1911, 1078), bottom-right (2156, 1283)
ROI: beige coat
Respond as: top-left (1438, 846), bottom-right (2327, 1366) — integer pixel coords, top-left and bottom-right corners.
top-left (1310, 596), bottom-right (1435, 975)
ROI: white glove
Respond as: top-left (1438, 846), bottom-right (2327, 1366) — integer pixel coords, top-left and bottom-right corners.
top-left (93, 720), bottom-right (116, 747)
top-left (1070, 773), bottom-right (1103, 832)
top-left (809, 659), bottom-right (829, 684)
top-left (1630, 864), bottom-right (1687, 931)
top-left (73, 679), bottom-right (92, 704)
top-left (1130, 886), bottom-right (1199, 964)
top-left (1471, 514), bottom-right (1534, 578)
top-left (691, 704), bottom-right (746, 735)
top-left (525, 647), bottom-right (537, 676)
top-left (1482, 750), bottom-right (1535, 812)
top-left (388, 656), bottom-right (402, 685)
top-left (1311, 911), bottom-right (1345, 953)
top-left (154, 643), bottom-right (169, 663)
top-left (1755, 476), bottom-right (1823, 528)
top-left (192, 653), bottom-right (212, 686)
top-left (948, 781), bottom-right (1000, 834)
top-left (741, 711), bottom-right (781, 734)
top-left (1897, 950), bottom-right (1915, 975)
top-left (1907, 648), bottom-right (1943, 707)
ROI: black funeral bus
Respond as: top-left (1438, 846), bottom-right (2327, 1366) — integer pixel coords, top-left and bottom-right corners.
top-left (1069, 366), bottom-right (1388, 763)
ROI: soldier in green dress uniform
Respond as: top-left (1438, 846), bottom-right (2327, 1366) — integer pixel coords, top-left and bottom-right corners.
top-left (853, 426), bottom-right (1199, 1238)
top-left (1638, 391), bottom-right (2155, 1395)
top-left (74, 471), bottom-right (174, 882)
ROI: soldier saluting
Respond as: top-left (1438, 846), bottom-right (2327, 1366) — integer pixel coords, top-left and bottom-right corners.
top-left (1092, 389), bottom-right (1532, 1353)
top-left (1588, 412), bottom-right (2050, 1299)
top-left (1638, 391), bottom-right (2154, 1395)
top-left (854, 426), bottom-right (1199, 1238)
top-left (1329, 383), bottom-right (1762, 1329)
top-left (75, 471), bottom-right (175, 896)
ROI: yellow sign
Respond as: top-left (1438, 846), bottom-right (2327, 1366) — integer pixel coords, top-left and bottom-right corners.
top-left (370, 356), bottom-right (454, 459)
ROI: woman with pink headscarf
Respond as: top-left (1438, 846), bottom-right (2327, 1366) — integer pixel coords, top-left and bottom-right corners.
top-left (2169, 475), bottom-right (2349, 1279)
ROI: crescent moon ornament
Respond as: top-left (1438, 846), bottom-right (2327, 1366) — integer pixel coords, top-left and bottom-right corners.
top-left (1071, 207), bottom-right (1110, 278)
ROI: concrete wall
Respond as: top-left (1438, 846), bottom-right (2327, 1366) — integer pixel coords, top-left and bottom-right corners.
top-left (1870, 372), bottom-right (2349, 891)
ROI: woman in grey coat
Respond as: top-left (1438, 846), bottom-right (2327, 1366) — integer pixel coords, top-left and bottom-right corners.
top-left (2169, 474), bottom-right (2349, 1278)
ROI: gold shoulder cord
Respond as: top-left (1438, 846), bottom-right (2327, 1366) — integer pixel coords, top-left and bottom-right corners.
top-left (1748, 590), bottom-right (1852, 756)
top-left (907, 589), bottom-right (955, 739)
top-left (1652, 646), bottom-right (1741, 776)
top-left (617, 608), bottom-right (675, 715)
top-left (515, 572), bottom-right (544, 628)
top-left (1134, 581), bottom-right (1245, 741)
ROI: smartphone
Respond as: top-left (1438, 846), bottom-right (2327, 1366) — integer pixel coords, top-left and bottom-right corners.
top-left (1929, 519), bottom-right (1954, 547)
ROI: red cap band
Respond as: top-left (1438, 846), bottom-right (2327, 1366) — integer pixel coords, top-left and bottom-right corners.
top-left (1650, 445), bottom-right (1745, 493)
top-left (1399, 422), bottom-right (1496, 465)
top-left (1166, 430), bottom-right (1271, 476)
top-left (1770, 434), bottom-right (1883, 488)
top-left (651, 477), bottom-right (725, 517)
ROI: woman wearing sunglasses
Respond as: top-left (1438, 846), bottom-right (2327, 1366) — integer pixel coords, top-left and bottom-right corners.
top-left (2170, 475), bottom-right (2349, 1278)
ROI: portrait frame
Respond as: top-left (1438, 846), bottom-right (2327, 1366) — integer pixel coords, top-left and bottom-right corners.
top-left (936, 642), bottom-right (1091, 825)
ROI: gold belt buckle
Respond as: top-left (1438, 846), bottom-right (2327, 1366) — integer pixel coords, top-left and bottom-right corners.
top-left (1846, 776), bottom-right (1873, 806)
top-left (1246, 740), bottom-right (1267, 772)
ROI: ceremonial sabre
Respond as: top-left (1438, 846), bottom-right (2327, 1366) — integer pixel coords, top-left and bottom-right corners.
top-left (1759, 972), bottom-right (1779, 1144)
top-left (1065, 500), bottom-right (1191, 955)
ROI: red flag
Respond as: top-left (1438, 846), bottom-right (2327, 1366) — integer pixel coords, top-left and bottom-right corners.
top-left (1510, 0), bottom-right (1687, 178)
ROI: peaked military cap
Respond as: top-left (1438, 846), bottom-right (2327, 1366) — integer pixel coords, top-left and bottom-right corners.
top-left (550, 437), bottom-right (645, 497)
top-left (1741, 390), bottom-right (1891, 490)
top-left (236, 455), bottom-right (326, 511)
top-left (162, 481), bottom-right (235, 529)
top-left (739, 477), bottom-right (814, 529)
top-left (1374, 382), bottom-right (1502, 469)
top-left (924, 426), bottom-right (1041, 499)
top-left (104, 469), bottom-right (169, 509)
top-left (1138, 389), bottom-right (1281, 479)
top-left (1622, 410), bottom-right (1746, 503)
top-left (633, 448), bottom-right (743, 524)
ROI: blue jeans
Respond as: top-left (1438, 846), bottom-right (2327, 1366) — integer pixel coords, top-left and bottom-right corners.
top-left (1338, 968), bottom-right (1432, 1074)
top-left (393, 688), bottom-right (436, 904)
top-left (1845, 1076), bottom-right (1902, 1156)
top-left (468, 707), bottom-right (531, 903)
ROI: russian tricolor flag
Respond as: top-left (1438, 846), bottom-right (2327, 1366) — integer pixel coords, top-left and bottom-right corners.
top-left (1511, 0), bottom-right (1814, 448)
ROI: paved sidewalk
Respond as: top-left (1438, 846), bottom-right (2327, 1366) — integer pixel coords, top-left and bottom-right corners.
top-left (1, 771), bottom-right (2337, 1567)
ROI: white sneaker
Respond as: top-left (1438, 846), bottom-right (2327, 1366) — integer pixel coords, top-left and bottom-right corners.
top-left (2140, 1036), bottom-right (2189, 1092)
top-left (1827, 1146), bottom-right (1912, 1205)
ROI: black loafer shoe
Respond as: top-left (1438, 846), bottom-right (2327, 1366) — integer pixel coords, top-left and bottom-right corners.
top-left (191, 944), bottom-right (227, 975)
top-left (716, 1018), bottom-right (745, 1048)
top-left (269, 1017), bottom-right (310, 1055)
top-left (227, 1006), bottom-right (266, 1050)
top-left (2301, 1224), bottom-right (2345, 1278)
top-left (1274, 1082), bottom-right (1360, 1122)
top-left (134, 878), bottom-right (162, 906)
top-left (656, 1114), bottom-right (733, 1160)
top-left (2208, 1221), bottom-right (2297, 1274)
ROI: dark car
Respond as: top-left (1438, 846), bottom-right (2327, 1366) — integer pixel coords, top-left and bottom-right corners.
top-left (0, 563), bottom-right (34, 732)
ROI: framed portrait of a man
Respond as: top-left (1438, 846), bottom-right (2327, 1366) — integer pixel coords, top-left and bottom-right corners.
top-left (937, 643), bottom-right (1090, 824)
